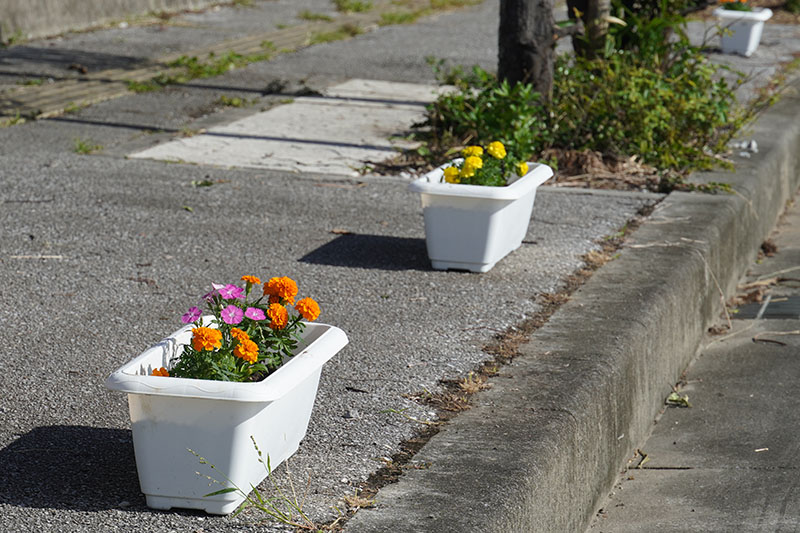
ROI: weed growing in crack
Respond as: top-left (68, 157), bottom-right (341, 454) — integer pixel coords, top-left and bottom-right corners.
top-left (309, 23), bottom-right (363, 44)
top-left (73, 137), bottom-right (102, 154)
top-left (190, 438), bottom-right (341, 530)
top-left (333, 0), bottom-right (373, 13)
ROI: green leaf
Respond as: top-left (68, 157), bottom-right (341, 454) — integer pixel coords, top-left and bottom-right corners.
top-left (205, 487), bottom-right (239, 497)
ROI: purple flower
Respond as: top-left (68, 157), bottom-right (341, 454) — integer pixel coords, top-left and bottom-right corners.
top-left (219, 284), bottom-right (245, 300)
top-left (245, 307), bottom-right (266, 321)
top-left (181, 306), bottom-right (202, 324)
top-left (220, 304), bottom-right (244, 325)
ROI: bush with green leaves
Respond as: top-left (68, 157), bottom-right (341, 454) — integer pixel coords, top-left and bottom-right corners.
top-left (420, 3), bottom-right (750, 187)
top-left (423, 62), bottom-right (549, 161)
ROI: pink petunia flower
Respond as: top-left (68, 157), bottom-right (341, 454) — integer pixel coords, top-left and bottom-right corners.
top-left (181, 306), bottom-right (202, 324)
top-left (245, 307), bottom-right (266, 321)
top-left (220, 304), bottom-right (244, 325)
top-left (219, 284), bottom-right (245, 300)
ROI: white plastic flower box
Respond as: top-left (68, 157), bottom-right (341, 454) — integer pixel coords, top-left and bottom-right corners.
top-left (714, 7), bottom-right (772, 57)
top-left (106, 320), bottom-right (348, 515)
top-left (409, 161), bottom-right (553, 272)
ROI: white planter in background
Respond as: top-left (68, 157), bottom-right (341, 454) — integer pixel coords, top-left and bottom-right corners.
top-left (409, 161), bottom-right (553, 272)
top-left (714, 7), bottom-right (772, 57)
top-left (106, 320), bottom-right (348, 515)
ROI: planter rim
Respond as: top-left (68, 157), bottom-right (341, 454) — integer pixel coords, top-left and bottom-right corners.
top-left (408, 161), bottom-right (553, 200)
top-left (105, 321), bottom-right (348, 402)
top-left (713, 6), bottom-right (773, 21)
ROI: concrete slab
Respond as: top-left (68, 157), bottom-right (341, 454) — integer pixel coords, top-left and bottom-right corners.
top-left (128, 79), bottom-right (442, 176)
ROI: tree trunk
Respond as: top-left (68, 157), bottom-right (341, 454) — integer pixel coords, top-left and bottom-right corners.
top-left (567, 0), bottom-right (611, 58)
top-left (498, 0), bottom-right (555, 102)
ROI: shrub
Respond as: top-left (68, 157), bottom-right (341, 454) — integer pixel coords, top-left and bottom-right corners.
top-left (419, 4), bottom-right (749, 186)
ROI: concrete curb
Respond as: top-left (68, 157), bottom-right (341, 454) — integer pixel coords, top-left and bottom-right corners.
top-left (1, 0), bottom-right (216, 41)
top-left (343, 79), bottom-right (800, 532)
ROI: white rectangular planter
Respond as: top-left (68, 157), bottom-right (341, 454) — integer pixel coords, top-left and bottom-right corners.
top-left (409, 161), bottom-right (553, 272)
top-left (106, 320), bottom-right (348, 515)
top-left (714, 7), bottom-right (772, 57)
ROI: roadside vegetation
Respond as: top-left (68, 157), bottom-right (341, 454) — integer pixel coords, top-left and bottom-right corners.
top-left (73, 137), bottom-right (103, 154)
top-left (412, 0), bottom-right (780, 193)
top-left (127, 47), bottom-right (274, 92)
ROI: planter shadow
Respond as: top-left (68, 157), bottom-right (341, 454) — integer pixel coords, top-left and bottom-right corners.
top-left (300, 234), bottom-right (430, 271)
top-left (0, 425), bottom-right (145, 512)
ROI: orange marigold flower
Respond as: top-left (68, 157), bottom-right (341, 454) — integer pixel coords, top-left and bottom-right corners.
top-left (234, 338), bottom-right (259, 364)
top-left (267, 302), bottom-right (289, 330)
top-left (241, 275), bottom-right (261, 285)
top-left (230, 327), bottom-right (250, 342)
top-left (191, 326), bottom-right (222, 351)
top-left (152, 367), bottom-right (170, 377)
top-left (263, 276), bottom-right (298, 304)
top-left (295, 297), bottom-right (321, 322)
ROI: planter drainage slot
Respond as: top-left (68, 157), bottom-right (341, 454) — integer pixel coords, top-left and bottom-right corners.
top-left (734, 295), bottom-right (800, 319)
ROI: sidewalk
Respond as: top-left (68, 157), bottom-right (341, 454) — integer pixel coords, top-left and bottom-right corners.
top-left (0, 2), bottom-right (799, 532)
top-left (588, 192), bottom-right (800, 532)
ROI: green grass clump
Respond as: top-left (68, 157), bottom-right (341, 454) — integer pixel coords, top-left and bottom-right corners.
top-left (379, 11), bottom-right (421, 25)
top-left (309, 23), bottom-right (363, 44)
top-left (333, 0), bottom-right (373, 13)
top-left (73, 138), bottom-right (103, 154)
top-left (126, 49), bottom-right (272, 93)
top-left (218, 94), bottom-right (252, 107)
top-left (298, 10), bottom-right (334, 22)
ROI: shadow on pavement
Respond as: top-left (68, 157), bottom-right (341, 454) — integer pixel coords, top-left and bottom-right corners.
top-left (0, 46), bottom-right (150, 71)
top-left (300, 234), bottom-right (430, 271)
top-left (0, 425), bottom-right (145, 511)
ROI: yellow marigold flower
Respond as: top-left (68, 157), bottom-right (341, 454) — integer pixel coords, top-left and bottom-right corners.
top-left (267, 303), bottom-right (289, 330)
top-left (464, 155), bottom-right (483, 169)
top-left (152, 367), bottom-right (169, 377)
top-left (487, 141), bottom-right (507, 159)
top-left (230, 327), bottom-right (249, 342)
top-left (459, 163), bottom-right (476, 179)
top-left (443, 166), bottom-right (460, 183)
top-left (191, 327), bottom-right (222, 351)
top-left (234, 338), bottom-right (259, 364)
top-left (241, 275), bottom-right (261, 285)
top-left (295, 297), bottom-right (321, 322)
top-left (264, 276), bottom-right (298, 304)
top-left (461, 145), bottom-right (483, 157)
top-left (517, 161), bottom-right (529, 176)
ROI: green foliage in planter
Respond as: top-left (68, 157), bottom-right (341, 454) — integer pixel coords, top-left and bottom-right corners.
top-left (424, 61), bottom-right (548, 163)
top-left (420, 4), bottom-right (750, 185)
top-left (719, 0), bottom-right (753, 11)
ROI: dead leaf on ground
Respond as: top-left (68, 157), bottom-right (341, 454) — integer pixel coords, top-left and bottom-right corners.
top-left (583, 249), bottom-right (611, 269)
top-left (708, 324), bottom-right (730, 336)
top-left (458, 372), bottom-right (491, 394)
top-left (666, 392), bottom-right (691, 408)
top-left (761, 238), bottom-right (778, 257)
top-left (343, 490), bottom-right (376, 509)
